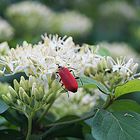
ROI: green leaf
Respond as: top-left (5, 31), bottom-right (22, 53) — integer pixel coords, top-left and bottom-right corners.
top-left (0, 99), bottom-right (9, 114)
top-left (0, 72), bottom-right (28, 86)
top-left (42, 124), bottom-right (84, 140)
top-left (79, 76), bottom-right (110, 94)
top-left (108, 99), bottom-right (140, 113)
top-left (84, 133), bottom-right (96, 140)
top-left (92, 109), bottom-right (140, 140)
top-left (0, 116), bottom-right (7, 125)
top-left (119, 92), bottom-right (140, 104)
top-left (30, 135), bottom-right (42, 140)
top-left (115, 79), bottom-right (140, 98)
top-left (1, 109), bottom-right (27, 127)
top-left (97, 47), bottom-right (111, 56)
top-left (0, 129), bottom-right (24, 140)
top-left (42, 115), bottom-right (85, 140)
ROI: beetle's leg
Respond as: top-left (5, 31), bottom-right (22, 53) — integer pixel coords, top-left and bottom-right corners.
top-left (59, 81), bottom-right (66, 90)
top-left (56, 74), bottom-right (59, 79)
top-left (60, 84), bottom-right (69, 97)
top-left (60, 82), bottom-right (64, 87)
top-left (66, 91), bottom-right (69, 98)
top-left (75, 77), bottom-right (83, 86)
top-left (69, 70), bottom-right (83, 86)
top-left (68, 67), bottom-right (76, 71)
top-left (55, 72), bottom-right (59, 78)
top-left (69, 69), bottom-right (76, 76)
top-left (55, 72), bottom-right (60, 81)
top-left (55, 72), bottom-right (69, 94)
top-left (59, 78), bottom-right (61, 83)
top-left (55, 72), bottom-right (64, 88)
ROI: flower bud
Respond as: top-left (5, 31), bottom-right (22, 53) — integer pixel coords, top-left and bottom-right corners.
top-left (125, 58), bottom-right (133, 68)
top-left (51, 80), bottom-right (60, 90)
top-left (8, 86), bottom-right (17, 98)
top-left (22, 92), bottom-right (30, 104)
top-left (107, 56), bottom-right (114, 69)
top-left (46, 90), bottom-right (56, 103)
top-left (19, 87), bottom-right (30, 103)
top-left (84, 67), bottom-right (92, 76)
top-left (17, 99), bottom-right (23, 106)
top-left (29, 76), bottom-right (35, 88)
top-left (20, 76), bottom-right (27, 90)
top-left (38, 86), bottom-right (44, 100)
top-left (131, 63), bottom-right (138, 74)
top-left (2, 94), bottom-right (12, 105)
top-left (7, 93), bottom-right (15, 102)
top-left (32, 87), bottom-right (40, 101)
top-left (13, 79), bottom-right (20, 92)
top-left (0, 70), bottom-right (4, 76)
top-left (42, 91), bottom-right (49, 102)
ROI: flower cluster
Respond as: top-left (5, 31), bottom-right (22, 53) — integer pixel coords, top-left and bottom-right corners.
top-left (99, 1), bottom-right (137, 21)
top-left (6, 1), bottom-right (92, 37)
top-left (99, 42), bottom-right (139, 61)
top-left (1, 35), bottom-right (138, 93)
top-left (0, 42), bottom-right (10, 56)
top-left (1, 35), bottom-right (97, 78)
top-left (0, 17), bottom-right (14, 41)
top-left (0, 34), bottom-right (139, 118)
top-left (6, 1), bottom-right (53, 35)
top-left (2, 76), bottom-right (61, 117)
top-left (51, 11), bottom-right (92, 36)
top-left (85, 56), bottom-right (138, 92)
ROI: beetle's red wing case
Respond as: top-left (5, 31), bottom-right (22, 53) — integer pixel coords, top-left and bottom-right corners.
top-left (58, 67), bottom-right (78, 92)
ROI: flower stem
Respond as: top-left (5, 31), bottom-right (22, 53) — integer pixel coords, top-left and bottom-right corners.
top-left (37, 89), bottom-right (62, 123)
top-left (26, 115), bottom-right (33, 140)
top-left (103, 95), bottom-right (114, 109)
top-left (46, 110), bottom-right (98, 127)
top-left (37, 102), bottom-right (54, 123)
top-left (42, 109), bottom-right (99, 138)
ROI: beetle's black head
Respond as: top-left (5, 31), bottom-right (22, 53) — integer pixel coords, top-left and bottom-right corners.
top-left (56, 64), bottom-right (62, 69)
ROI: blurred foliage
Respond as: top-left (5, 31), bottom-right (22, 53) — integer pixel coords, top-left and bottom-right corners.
top-left (0, 17), bottom-right (14, 41)
top-left (0, 0), bottom-right (139, 51)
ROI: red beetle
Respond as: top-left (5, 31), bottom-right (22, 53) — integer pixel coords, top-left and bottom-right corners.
top-left (57, 66), bottom-right (78, 93)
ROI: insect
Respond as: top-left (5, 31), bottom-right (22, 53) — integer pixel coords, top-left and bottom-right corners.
top-left (56, 65), bottom-right (79, 93)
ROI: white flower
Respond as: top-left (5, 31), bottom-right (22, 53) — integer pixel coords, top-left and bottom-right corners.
top-left (51, 11), bottom-right (93, 36)
top-left (0, 18), bottom-right (14, 41)
top-left (2, 34), bottom-right (98, 79)
top-left (6, 1), bottom-right (54, 35)
top-left (99, 1), bottom-right (137, 21)
top-left (0, 42), bottom-right (10, 55)
top-left (107, 57), bottom-right (138, 77)
top-left (75, 44), bottom-right (103, 74)
top-left (6, 1), bottom-right (93, 37)
top-left (82, 45), bottom-right (139, 91)
top-left (2, 35), bottom-right (138, 91)
top-left (99, 42), bottom-right (139, 62)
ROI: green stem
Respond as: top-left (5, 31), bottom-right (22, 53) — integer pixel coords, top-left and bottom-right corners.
top-left (26, 115), bottom-right (33, 140)
top-left (43, 109), bottom-right (98, 129)
top-left (43, 95), bottom-right (113, 129)
top-left (37, 89), bottom-right (62, 123)
top-left (41, 110), bottom-right (98, 139)
top-left (103, 95), bottom-right (114, 109)
top-left (37, 102), bottom-right (54, 123)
